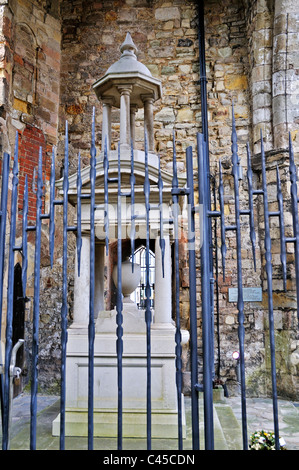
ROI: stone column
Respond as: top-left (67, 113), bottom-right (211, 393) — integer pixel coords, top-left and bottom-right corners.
top-left (154, 235), bottom-right (172, 324)
top-left (102, 99), bottom-right (112, 152)
top-left (249, 0), bottom-right (273, 153)
top-left (118, 85), bottom-right (132, 151)
top-left (130, 104), bottom-right (138, 149)
top-left (273, 0), bottom-right (299, 151)
top-left (72, 234), bottom-right (90, 328)
top-left (142, 95), bottom-right (155, 152)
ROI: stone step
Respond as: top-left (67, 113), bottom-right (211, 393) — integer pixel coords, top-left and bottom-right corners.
top-left (214, 403), bottom-right (243, 450)
top-left (197, 391), bottom-right (243, 450)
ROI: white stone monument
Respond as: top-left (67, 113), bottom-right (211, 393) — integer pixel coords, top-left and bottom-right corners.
top-left (52, 33), bottom-right (188, 439)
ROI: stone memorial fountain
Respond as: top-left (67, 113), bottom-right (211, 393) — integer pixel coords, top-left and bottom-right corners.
top-left (53, 33), bottom-right (188, 439)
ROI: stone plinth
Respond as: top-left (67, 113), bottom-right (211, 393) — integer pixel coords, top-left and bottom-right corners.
top-left (52, 304), bottom-right (186, 439)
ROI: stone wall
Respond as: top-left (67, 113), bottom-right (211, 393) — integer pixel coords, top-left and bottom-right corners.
top-left (0, 0), bottom-right (64, 392)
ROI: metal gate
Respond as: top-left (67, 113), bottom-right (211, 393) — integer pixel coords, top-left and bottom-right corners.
top-left (0, 105), bottom-right (298, 451)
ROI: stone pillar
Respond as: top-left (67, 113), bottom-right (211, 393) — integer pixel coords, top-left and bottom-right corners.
top-left (118, 85), bottom-right (132, 151)
top-left (130, 104), bottom-right (138, 149)
top-left (154, 235), bottom-right (172, 324)
top-left (102, 99), bottom-right (112, 152)
top-left (72, 234), bottom-right (90, 327)
top-left (94, 243), bottom-right (105, 318)
top-left (143, 95), bottom-right (155, 152)
top-left (273, 0), bottom-right (299, 151)
top-left (249, 0), bottom-right (274, 153)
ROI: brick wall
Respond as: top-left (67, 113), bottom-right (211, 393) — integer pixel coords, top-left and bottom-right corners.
top-left (17, 126), bottom-right (51, 222)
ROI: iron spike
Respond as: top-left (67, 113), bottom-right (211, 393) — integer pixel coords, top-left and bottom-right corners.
top-left (30, 146), bottom-right (43, 450)
top-left (104, 135), bottom-right (109, 256)
top-left (0, 152), bottom-right (10, 343)
top-left (218, 159), bottom-right (227, 280)
top-left (158, 156), bottom-right (165, 278)
top-left (231, 105), bottom-right (248, 450)
top-left (116, 140), bottom-right (123, 449)
top-left (144, 128), bottom-right (152, 449)
top-left (276, 164), bottom-right (287, 291)
top-left (49, 147), bottom-right (56, 269)
top-left (171, 130), bottom-right (183, 449)
top-left (77, 152), bottom-right (82, 277)
top-left (2, 134), bottom-right (19, 450)
top-left (246, 143), bottom-right (257, 271)
top-left (130, 140), bottom-right (135, 271)
top-left (21, 176), bottom-right (28, 297)
top-left (288, 132), bottom-right (299, 326)
top-left (260, 129), bottom-right (280, 450)
top-left (88, 106), bottom-right (96, 449)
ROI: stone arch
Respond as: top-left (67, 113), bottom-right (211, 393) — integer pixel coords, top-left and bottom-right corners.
top-left (12, 22), bottom-right (39, 114)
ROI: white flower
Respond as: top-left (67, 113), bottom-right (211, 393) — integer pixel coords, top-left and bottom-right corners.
top-left (279, 437), bottom-right (286, 447)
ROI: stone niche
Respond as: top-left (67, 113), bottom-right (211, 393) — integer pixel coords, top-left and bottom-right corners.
top-left (52, 33), bottom-right (189, 439)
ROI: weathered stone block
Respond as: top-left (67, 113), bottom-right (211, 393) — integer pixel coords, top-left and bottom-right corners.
top-left (155, 7), bottom-right (180, 21)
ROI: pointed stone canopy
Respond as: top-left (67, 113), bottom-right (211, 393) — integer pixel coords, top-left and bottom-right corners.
top-left (93, 32), bottom-right (162, 109)
top-left (93, 32), bottom-right (162, 153)
top-left (120, 31), bottom-right (138, 55)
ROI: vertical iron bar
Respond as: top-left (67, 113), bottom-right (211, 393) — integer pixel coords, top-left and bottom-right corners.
top-left (30, 146), bottom-right (43, 450)
top-left (2, 138), bottom-right (18, 451)
top-left (22, 177), bottom-right (28, 296)
top-left (171, 134), bottom-right (183, 450)
top-left (103, 137), bottom-right (109, 256)
top-left (288, 134), bottom-right (299, 325)
top-left (212, 177), bottom-right (221, 382)
top-left (77, 152), bottom-right (82, 277)
top-left (231, 108), bottom-right (248, 450)
top-left (88, 107), bottom-right (96, 450)
top-left (198, 0), bottom-right (215, 390)
top-left (276, 165), bottom-right (287, 291)
top-left (0, 151), bottom-right (9, 435)
top-left (260, 130), bottom-right (280, 450)
top-left (117, 145), bottom-right (123, 438)
top-left (130, 141), bottom-right (135, 269)
top-left (0, 152), bottom-right (10, 339)
top-left (158, 157), bottom-right (165, 277)
top-left (246, 143), bottom-right (257, 271)
top-left (144, 131), bottom-right (152, 449)
top-left (186, 146), bottom-right (200, 450)
top-left (116, 143), bottom-right (123, 450)
top-left (49, 148), bottom-right (55, 269)
top-left (59, 122), bottom-right (69, 450)
top-left (197, 132), bottom-right (214, 450)
top-left (218, 160), bottom-right (227, 279)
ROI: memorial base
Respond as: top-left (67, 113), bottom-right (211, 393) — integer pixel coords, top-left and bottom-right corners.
top-left (52, 399), bottom-right (185, 439)
top-left (52, 307), bottom-right (187, 439)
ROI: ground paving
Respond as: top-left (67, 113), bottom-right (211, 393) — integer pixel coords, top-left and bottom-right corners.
top-left (2, 393), bottom-right (299, 451)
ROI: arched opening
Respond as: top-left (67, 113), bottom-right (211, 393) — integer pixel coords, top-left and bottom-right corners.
top-left (12, 263), bottom-right (25, 397)
top-left (129, 245), bottom-right (155, 310)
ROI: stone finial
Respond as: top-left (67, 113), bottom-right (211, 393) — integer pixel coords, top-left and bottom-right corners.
top-left (120, 32), bottom-right (138, 57)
